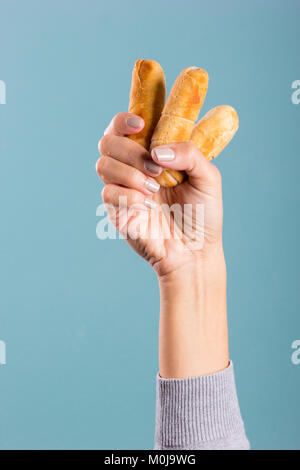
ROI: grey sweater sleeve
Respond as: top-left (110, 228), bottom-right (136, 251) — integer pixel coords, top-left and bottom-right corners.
top-left (155, 361), bottom-right (250, 450)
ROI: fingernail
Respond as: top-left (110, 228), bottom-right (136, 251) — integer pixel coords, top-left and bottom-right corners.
top-left (152, 147), bottom-right (175, 162)
top-left (145, 198), bottom-right (158, 209)
top-left (144, 178), bottom-right (160, 194)
top-left (126, 117), bottom-right (143, 128)
top-left (144, 159), bottom-right (162, 175)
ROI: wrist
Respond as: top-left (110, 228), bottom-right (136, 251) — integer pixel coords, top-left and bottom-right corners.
top-left (158, 242), bottom-right (226, 289)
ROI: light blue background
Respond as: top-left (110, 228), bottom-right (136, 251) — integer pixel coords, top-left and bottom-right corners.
top-left (0, 0), bottom-right (299, 450)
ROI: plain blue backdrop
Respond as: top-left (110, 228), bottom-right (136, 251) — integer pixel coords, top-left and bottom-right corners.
top-left (0, 0), bottom-right (300, 449)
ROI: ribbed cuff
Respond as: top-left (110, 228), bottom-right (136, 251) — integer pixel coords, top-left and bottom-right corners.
top-left (155, 361), bottom-right (249, 450)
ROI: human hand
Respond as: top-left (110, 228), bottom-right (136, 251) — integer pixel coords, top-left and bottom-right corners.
top-left (97, 112), bottom-right (223, 279)
top-left (97, 111), bottom-right (229, 377)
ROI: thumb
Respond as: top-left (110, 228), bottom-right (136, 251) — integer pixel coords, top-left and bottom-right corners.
top-left (151, 142), bottom-right (220, 189)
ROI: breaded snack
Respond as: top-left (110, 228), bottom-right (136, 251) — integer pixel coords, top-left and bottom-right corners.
top-left (128, 59), bottom-right (166, 150)
top-left (150, 67), bottom-right (209, 187)
top-left (190, 105), bottom-right (239, 161)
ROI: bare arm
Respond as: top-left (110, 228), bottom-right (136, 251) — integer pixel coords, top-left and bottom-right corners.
top-left (96, 113), bottom-right (249, 450)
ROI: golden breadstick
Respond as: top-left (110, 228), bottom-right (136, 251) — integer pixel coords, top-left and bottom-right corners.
top-left (190, 105), bottom-right (239, 161)
top-left (128, 59), bottom-right (166, 150)
top-left (150, 67), bottom-right (209, 187)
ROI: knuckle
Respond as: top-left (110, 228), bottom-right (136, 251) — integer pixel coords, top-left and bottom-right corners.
top-left (95, 157), bottom-right (102, 175)
top-left (210, 165), bottom-right (222, 183)
top-left (113, 112), bottom-right (126, 130)
top-left (181, 142), bottom-right (202, 172)
top-left (130, 171), bottom-right (142, 189)
top-left (96, 156), bottom-right (108, 178)
top-left (101, 184), bottom-right (114, 204)
top-left (116, 111), bottom-right (127, 121)
top-left (183, 141), bottom-right (198, 155)
top-left (98, 134), bottom-right (113, 155)
top-left (131, 190), bottom-right (143, 205)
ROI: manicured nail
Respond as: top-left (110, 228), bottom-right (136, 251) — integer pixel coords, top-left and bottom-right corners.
top-left (144, 178), bottom-right (160, 194)
top-left (144, 159), bottom-right (162, 175)
top-left (144, 198), bottom-right (158, 209)
top-left (152, 147), bottom-right (175, 162)
top-left (126, 117), bottom-right (143, 128)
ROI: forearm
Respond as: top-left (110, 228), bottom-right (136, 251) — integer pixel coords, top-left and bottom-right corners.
top-left (158, 243), bottom-right (228, 378)
top-left (155, 244), bottom-right (249, 450)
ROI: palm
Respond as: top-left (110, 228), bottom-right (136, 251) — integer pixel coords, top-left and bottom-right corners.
top-left (114, 177), bottom-right (223, 275)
